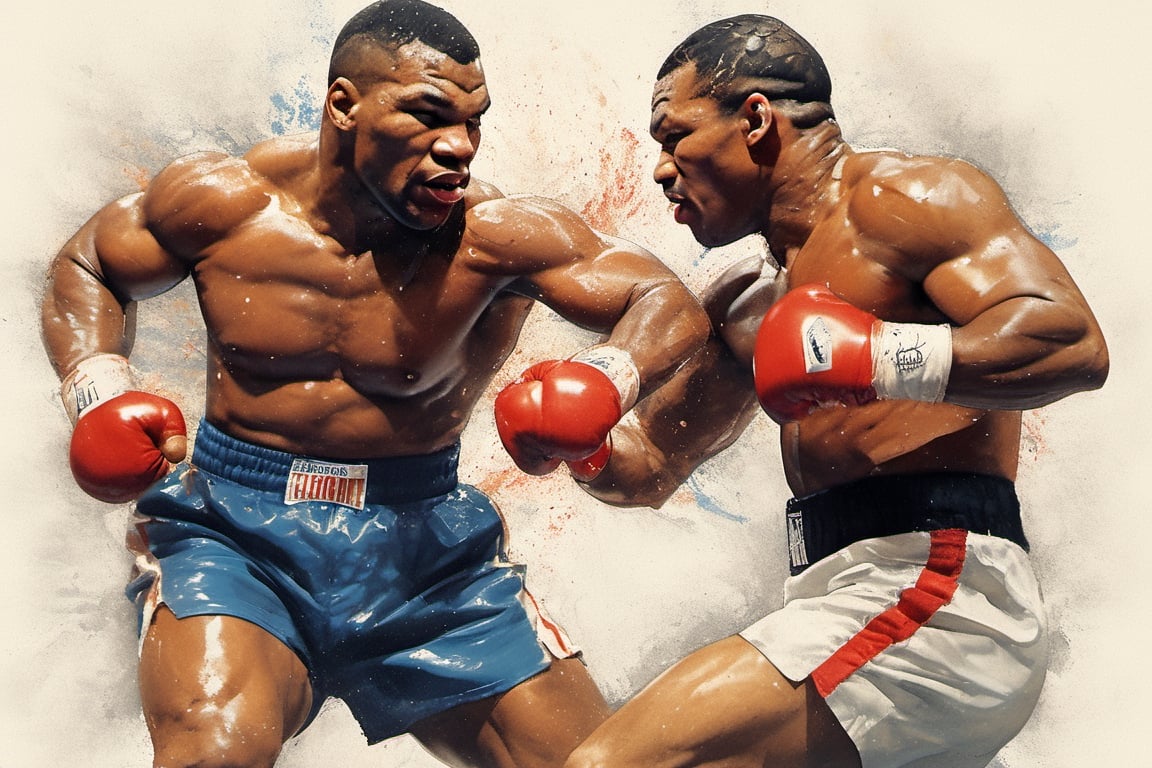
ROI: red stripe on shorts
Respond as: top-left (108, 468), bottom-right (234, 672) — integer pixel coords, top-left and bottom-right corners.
top-left (810, 528), bottom-right (968, 698)
top-left (523, 589), bottom-right (573, 656)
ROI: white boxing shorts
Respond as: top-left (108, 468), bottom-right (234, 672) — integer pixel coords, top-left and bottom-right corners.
top-left (740, 529), bottom-right (1048, 768)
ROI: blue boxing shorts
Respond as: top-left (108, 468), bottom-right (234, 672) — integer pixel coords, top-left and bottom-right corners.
top-left (125, 420), bottom-right (576, 744)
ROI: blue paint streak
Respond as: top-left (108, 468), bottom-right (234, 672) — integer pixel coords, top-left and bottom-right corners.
top-left (687, 475), bottom-right (749, 523)
top-left (270, 75), bottom-right (322, 135)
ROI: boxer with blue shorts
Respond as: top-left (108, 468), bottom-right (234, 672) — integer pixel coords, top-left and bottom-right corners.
top-left (128, 421), bottom-right (571, 743)
top-left (40, 1), bottom-right (709, 762)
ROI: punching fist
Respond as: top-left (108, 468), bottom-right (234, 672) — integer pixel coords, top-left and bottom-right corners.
top-left (495, 346), bottom-right (639, 479)
top-left (62, 354), bottom-right (187, 503)
top-left (753, 284), bottom-right (953, 423)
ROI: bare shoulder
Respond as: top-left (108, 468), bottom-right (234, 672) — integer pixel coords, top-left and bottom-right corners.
top-left (142, 148), bottom-right (278, 254)
top-left (846, 150), bottom-right (1007, 219)
top-left (843, 150), bottom-right (1015, 264)
top-left (244, 133), bottom-right (319, 189)
top-left (709, 253), bottom-right (787, 363)
top-left (464, 192), bottom-right (608, 272)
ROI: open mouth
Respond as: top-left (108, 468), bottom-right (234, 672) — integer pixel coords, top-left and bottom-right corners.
top-left (666, 193), bottom-right (693, 224)
top-left (423, 173), bottom-right (469, 205)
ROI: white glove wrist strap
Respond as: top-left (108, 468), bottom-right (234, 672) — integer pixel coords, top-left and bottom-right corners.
top-left (61, 353), bottom-right (133, 424)
top-left (570, 345), bottom-right (641, 412)
top-left (871, 322), bottom-right (952, 403)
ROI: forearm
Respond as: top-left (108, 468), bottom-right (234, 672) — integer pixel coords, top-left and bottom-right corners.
top-left (41, 248), bottom-right (134, 379)
top-left (947, 295), bottom-right (1109, 409)
top-left (580, 337), bottom-right (760, 507)
top-left (602, 278), bottom-right (710, 395)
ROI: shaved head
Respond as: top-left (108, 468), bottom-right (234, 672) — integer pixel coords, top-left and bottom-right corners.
top-left (659, 15), bottom-right (834, 126)
top-left (328, 0), bottom-right (480, 85)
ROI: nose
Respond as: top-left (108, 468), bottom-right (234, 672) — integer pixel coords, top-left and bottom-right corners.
top-left (653, 150), bottom-right (677, 188)
top-left (432, 124), bottom-right (478, 166)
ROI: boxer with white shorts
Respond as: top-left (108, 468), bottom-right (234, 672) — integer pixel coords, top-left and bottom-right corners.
top-left (557, 14), bottom-right (1107, 768)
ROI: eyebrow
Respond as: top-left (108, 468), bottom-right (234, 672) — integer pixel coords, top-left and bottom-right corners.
top-left (401, 86), bottom-right (491, 117)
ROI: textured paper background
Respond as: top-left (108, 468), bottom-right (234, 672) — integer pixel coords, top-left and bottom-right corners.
top-left (2, 1), bottom-right (1148, 764)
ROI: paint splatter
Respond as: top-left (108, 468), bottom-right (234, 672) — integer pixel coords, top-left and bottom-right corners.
top-left (270, 75), bottom-right (322, 135)
top-left (580, 127), bottom-right (648, 234)
top-left (686, 475), bottom-right (749, 523)
top-left (1021, 411), bottom-right (1049, 460)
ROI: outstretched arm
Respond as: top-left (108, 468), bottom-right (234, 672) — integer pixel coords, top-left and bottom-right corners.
top-left (476, 195), bottom-right (710, 478)
top-left (580, 255), bottom-right (775, 507)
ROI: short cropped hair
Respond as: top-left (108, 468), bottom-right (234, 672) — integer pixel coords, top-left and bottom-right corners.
top-left (659, 15), bottom-right (834, 126)
top-left (328, 0), bottom-right (480, 83)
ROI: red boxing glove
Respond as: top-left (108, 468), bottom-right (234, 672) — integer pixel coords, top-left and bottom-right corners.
top-left (62, 355), bottom-right (187, 503)
top-left (495, 348), bottom-right (638, 477)
top-left (565, 435), bottom-right (612, 482)
top-left (753, 285), bottom-right (952, 423)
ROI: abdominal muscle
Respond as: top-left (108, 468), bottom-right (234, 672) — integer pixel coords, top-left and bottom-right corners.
top-left (781, 401), bottom-right (1023, 497)
top-left (202, 357), bottom-right (478, 459)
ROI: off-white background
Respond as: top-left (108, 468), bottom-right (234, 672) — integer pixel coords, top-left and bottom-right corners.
top-left (2, 1), bottom-right (1148, 765)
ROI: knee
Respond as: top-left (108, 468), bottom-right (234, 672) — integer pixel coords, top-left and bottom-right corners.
top-left (149, 710), bottom-right (288, 768)
top-left (564, 736), bottom-right (620, 768)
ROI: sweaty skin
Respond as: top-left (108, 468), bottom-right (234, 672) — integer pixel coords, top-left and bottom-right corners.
top-left (41, 36), bottom-right (707, 768)
top-left (585, 63), bottom-right (1107, 505)
top-left (563, 51), bottom-right (1107, 768)
top-left (43, 49), bottom-right (707, 461)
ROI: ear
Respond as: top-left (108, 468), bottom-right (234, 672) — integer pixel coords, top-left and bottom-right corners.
top-left (326, 77), bottom-right (361, 132)
top-left (741, 93), bottom-right (773, 148)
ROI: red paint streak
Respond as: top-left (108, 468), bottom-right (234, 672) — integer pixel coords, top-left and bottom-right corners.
top-left (580, 128), bottom-right (647, 234)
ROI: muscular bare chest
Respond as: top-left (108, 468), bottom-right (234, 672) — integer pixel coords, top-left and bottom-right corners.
top-left (191, 203), bottom-right (503, 396)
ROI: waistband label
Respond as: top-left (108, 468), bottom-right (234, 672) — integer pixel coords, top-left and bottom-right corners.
top-left (285, 459), bottom-right (368, 510)
top-left (786, 508), bottom-right (809, 571)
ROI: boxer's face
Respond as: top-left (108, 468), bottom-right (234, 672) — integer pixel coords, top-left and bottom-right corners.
top-left (341, 41), bottom-right (489, 230)
top-left (650, 64), bottom-right (766, 247)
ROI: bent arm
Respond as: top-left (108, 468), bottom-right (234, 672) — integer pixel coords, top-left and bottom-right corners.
top-left (581, 337), bottom-right (761, 507)
top-left (487, 196), bottom-right (711, 395)
top-left (41, 193), bottom-right (190, 378)
top-left (868, 160), bottom-right (1109, 410)
top-left (928, 234), bottom-right (1108, 408)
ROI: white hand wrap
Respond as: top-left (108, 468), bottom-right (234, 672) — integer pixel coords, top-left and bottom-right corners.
top-left (871, 322), bottom-right (952, 403)
top-left (60, 353), bottom-right (134, 424)
top-left (570, 345), bottom-right (641, 412)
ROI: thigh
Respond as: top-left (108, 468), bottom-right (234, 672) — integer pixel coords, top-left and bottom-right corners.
top-left (569, 635), bottom-right (859, 768)
top-left (139, 607), bottom-right (313, 767)
top-left (410, 656), bottom-right (610, 768)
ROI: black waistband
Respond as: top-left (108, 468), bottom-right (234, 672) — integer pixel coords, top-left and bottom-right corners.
top-left (191, 420), bottom-right (460, 505)
top-left (785, 472), bottom-right (1028, 575)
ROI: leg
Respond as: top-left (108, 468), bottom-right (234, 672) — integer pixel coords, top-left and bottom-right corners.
top-left (410, 656), bottom-right (611, 768)
top-left (139, 607), bottom-right (313, 768)
top-left (565, 635), bottom-right (860, 768)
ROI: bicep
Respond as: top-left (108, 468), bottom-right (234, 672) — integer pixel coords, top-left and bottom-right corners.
top-left (73, 193), bottom-right (189, 303)
top-left (528, 242), bottom-right (680, 332)
top-left (923, 222), bottom-right (1086, 326)
top-left (493, 198), bottom-right (679, 330)
top-left (902, 174), bottom-right (1107, 402)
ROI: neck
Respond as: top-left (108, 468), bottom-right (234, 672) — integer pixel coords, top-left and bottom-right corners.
top-left (309, 125), bottom-right (405, 254)
top-left (761, 119), bottom-right (848, 259)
